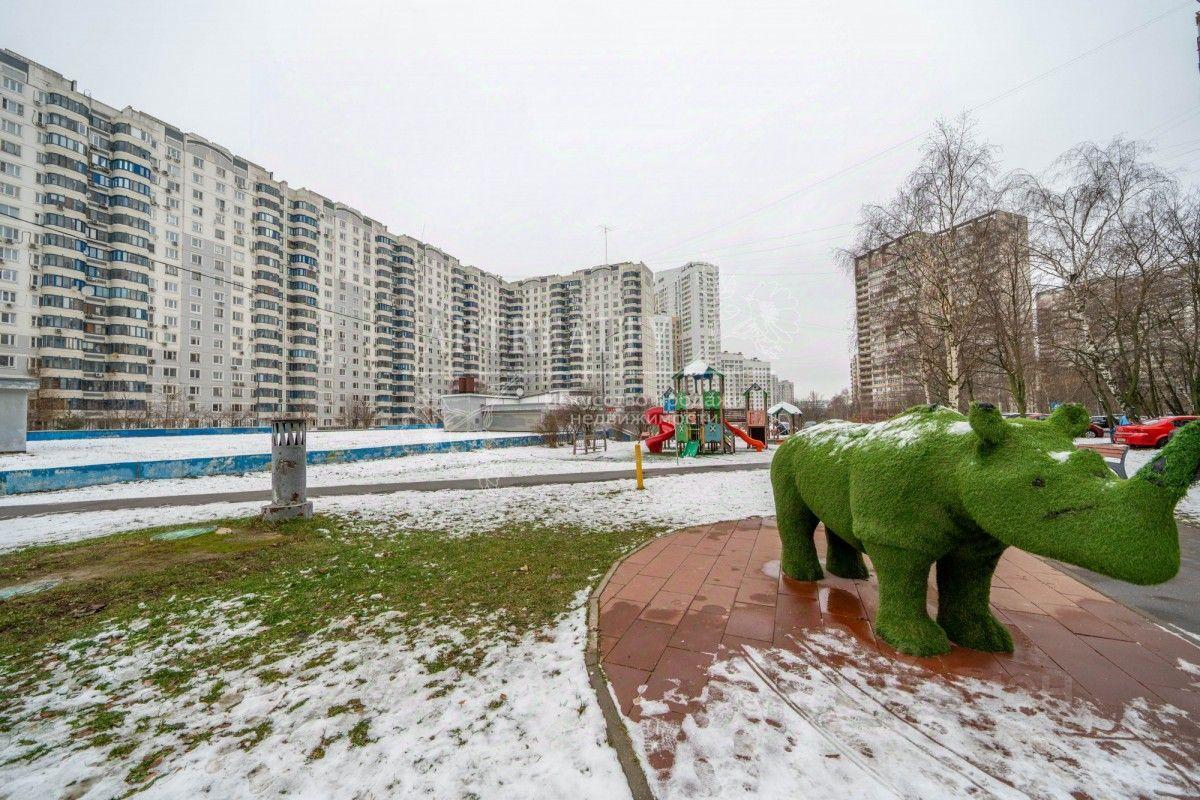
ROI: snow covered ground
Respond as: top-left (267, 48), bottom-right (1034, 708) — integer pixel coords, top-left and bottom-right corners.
top-left (0, 471), bottom-right (779, 799)
top-left (2, 436), bottom-right (1196, 798)
top-left (0, 590), bottom-right (630, 799)
top-left (632, 630), bottom-right (1198, 799)
top-left (0, 428), bottom-right (524, 471)
top-left (0, 440), bottom-right (772, 507)
top-left (0, 467), bottom-right (776, 553)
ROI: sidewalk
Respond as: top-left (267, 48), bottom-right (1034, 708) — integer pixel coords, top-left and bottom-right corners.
top-left (592, 518), bottom-right (1200, 798)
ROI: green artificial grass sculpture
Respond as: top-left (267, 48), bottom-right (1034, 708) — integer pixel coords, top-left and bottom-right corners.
top-left (771, 402), bottom-right (1190, 657)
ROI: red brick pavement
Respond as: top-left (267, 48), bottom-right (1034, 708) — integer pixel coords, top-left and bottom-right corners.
top-left (597, 516), bottom-right (1200, 776)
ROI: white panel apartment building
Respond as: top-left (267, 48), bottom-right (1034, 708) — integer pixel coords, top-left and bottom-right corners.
top-left (649, 313), bottom-right (677, 401)
top-left (715, 351), bottom-right (771, 408)
top-left (0, 52), bottom-right (655, 427)
top-left (654, 261), bottom-right (720, 369)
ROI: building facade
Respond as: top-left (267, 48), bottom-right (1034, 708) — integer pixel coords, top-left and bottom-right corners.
top-left (648, 313), bottom-right (677, 401)
top-left (852, 210), bottom-right (1030, 418)
top-left (770, 375), bottom-right (795, 404)
top-left (654, 261), bottom-right (720, 369)
top-left (0, 51), bottom-right (655, 428)
top-left (713, 351), bottom-right (771, 409)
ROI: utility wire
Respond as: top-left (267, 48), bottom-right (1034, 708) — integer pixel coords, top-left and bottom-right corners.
top-left (637, 1), bottom-right (1190, 261)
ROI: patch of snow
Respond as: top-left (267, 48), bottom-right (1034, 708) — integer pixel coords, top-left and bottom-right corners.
top-left (946, 421), bottom-right (972, 435)
top-left (760, 560), bottom-right (780, 580)
top-left (634, 697), bottom-right (671, 717)
top-left (1048, 450), bottom-right (1072, 463)
top-left (0, 442), bottom-right (774, 505)
top-left (632, 630), bottom-right (1196, 799)
top-left (0, 469), bottom-right (776, 552)
top-left (0, 593), bottom-right (631, 799)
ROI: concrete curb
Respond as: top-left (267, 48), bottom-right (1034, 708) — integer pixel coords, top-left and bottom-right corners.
top-left (586, 537), bottom-right (659, 800)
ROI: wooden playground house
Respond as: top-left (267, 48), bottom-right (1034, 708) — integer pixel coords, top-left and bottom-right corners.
top-left (743, 383), bottom-right (769, 446)
top-left (768, 400), bottom-right (803, 440)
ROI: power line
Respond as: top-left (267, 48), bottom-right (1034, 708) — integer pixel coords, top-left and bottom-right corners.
top-left (641, 230), bottom-right (852, 266)
top-left (635, 1), bottom-right (1190, 261)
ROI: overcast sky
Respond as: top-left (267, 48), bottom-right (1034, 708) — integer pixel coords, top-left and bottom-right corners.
top-left (5, 0), bottom-right (1198, 395)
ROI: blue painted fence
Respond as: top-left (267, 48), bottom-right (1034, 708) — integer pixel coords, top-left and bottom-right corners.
top-left (27, 423), bottom-right (441, 441)
top-left (0, 434), bottom-right (547, 496)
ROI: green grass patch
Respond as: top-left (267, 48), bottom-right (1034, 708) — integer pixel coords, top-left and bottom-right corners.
top-left (0, 512), bottom-right (661, 773)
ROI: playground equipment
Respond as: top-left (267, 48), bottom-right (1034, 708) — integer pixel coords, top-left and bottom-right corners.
top-left (668, 361), bottom-right (764, 457)
top-left (768, 400), bottom-right (803, 440)
top-left (644, 405), bottom-right (676, 454)
top-left (744, 383), bottom-right (769, 447)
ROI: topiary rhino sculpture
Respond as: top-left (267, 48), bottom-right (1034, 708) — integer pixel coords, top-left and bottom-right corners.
top-left (771, 402), bottom-right (1190, 656)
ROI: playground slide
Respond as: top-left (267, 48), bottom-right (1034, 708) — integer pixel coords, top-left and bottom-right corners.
top-left (643, 406), bottom-right (675, 453)
top-left (723, 420), bottom-right (765, 452)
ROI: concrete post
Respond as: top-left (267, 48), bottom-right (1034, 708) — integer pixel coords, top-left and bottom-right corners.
top-left (0, 377), bottom-right (39, 454)
top-left (262, 417), bottom-right (313, 521)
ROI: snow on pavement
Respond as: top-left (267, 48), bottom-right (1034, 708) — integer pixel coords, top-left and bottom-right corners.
top-left (0, 593), bottom-right (631, 800)
top-left (0, 468), bottom-right (777, 552)
top-left (0, 427), bottom-right (523, 470)
top-left (634, 630), bottom-right (1198, 799)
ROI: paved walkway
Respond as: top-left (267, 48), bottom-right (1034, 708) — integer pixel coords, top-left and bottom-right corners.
top-left (0, 461), bottom-right (770, 520)
top-left (594, 518), bottom-right (1200, 794)
top-left (1059, 521), bottom-right (1200, 638)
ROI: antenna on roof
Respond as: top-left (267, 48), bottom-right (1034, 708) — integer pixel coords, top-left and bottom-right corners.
top-left (598, 224), bottom-right (615, 266)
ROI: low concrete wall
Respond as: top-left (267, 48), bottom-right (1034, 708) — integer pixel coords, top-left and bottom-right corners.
top-left (27, 423), bottom-right (440, 442)
top-left (0, 433), bottom-right (544, 496)
top-left (482, 405), bottom-right (549, 432)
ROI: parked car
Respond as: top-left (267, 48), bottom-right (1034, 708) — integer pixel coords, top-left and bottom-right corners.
top-left (1113, 415), bottom-right (1199, 448)
top-left (1082, 416), bottom-right (1107, 438)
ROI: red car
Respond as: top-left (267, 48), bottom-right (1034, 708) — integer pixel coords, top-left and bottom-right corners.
top-left (1114, 416), bottom-right (1199, 448)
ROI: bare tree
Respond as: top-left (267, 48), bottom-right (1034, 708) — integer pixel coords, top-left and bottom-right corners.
top-left (974, 208), bottom-right (1036, 414)
top-left (338, 395), bottom-right (376, 429)
top-left (1015, 138), bottom-right (1168, 418)
top-left (1157, 186), bottom-right (1200, 413)
top-left (857, 116), bottom-right (1002, 411)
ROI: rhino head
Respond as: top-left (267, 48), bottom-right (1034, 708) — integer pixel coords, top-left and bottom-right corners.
top-left (958, 403), bottom-right (1188, 585)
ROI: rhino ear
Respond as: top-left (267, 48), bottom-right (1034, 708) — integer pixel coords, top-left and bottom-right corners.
top-left (1047, 403), bottom-right (1090, 438)
top-left (969, 402), bottom-right (1007, 446)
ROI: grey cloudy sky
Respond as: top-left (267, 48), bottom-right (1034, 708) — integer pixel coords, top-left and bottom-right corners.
top-left (5, 0), bottom-right (1198, 395)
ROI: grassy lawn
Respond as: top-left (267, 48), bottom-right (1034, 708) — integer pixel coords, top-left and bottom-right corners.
top-left (0, 514), bottom-right (660, 792)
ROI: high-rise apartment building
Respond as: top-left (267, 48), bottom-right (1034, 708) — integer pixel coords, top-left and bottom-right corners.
top-left (654, 261), bottom-right (720, 369)
top-left (770, 375), bottom-right (795, 404)
top-left (714, 351), bottom-right (771, 408)
top-left (0, 51), bottom-right (655, 427)
top-left (649, 313), bottom-right (678, 400)
top-left (852, 210), bottom-right (1029, 417)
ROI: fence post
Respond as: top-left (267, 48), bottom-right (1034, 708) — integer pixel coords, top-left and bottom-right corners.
top-left (262, 417), bottom-right (313, 521)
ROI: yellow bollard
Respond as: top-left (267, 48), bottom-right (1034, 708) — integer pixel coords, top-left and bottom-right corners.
top-left (634, 442), bottom-right (645, 490)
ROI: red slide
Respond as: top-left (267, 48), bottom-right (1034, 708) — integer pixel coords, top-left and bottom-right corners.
top-left (644, 406), bottom-right (675, 453)
top-left (723, 420), bottom-right (765, 452)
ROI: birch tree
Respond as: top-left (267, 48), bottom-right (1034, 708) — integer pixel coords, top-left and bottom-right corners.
top-left (858, 117), bottom-right (1000, 411)
top-left (1015, 139), bottom-right (1167, 418)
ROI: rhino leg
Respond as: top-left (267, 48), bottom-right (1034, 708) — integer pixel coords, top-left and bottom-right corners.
top-left (935, 545), bottom-right (1013, 653)
top-left (867, 544), bottom-right (950, 657)
top-left (772, 473), bottom-right (823, 581)
top-left (825, 530), bottom-right (868, 580)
